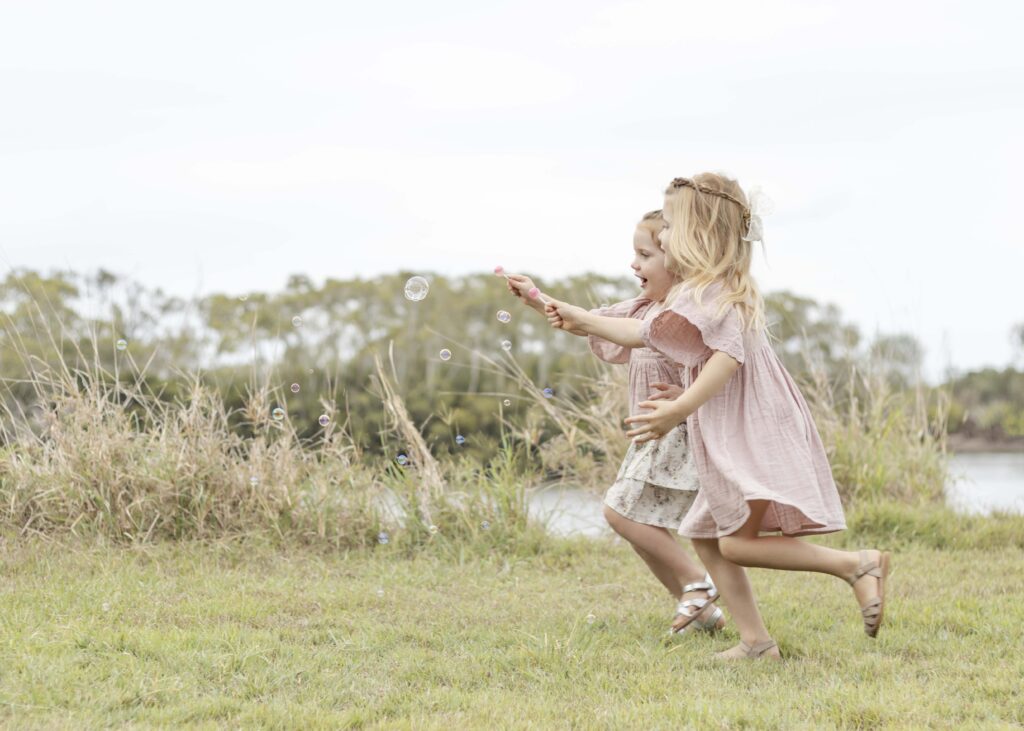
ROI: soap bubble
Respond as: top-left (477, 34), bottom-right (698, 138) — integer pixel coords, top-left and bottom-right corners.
top-left (307, 368), bottom-right (314, 375)
top-left (428, 524), bottom-right (438, 535)
top-left (481, 520), bottom-right (490, 530)
top-left (318, 414), bottom-right (330, 427)
top-left (272, 407), bottom-right (285, 420)
top-left (455, 434), bottom-right (465, 446)
top-left (116, 339), bottom-right (128, 351)
top-left (396, 453), bottom-right (408, 466)
top-left (377, 531), bottom-right (390, 545)
top-left (290, 383), bottom-right (300, 393)
top-left (376, 588), bottom-right (385, 598)
top-left (439, 349), bottom-right (452, 361)
top-left (543, 387), bottom-right (554, 398)
top-left (501, 340), bottom-right (512, 351)
top-left (496, 310), bottom-right (511, 323)
top-left (102, 602), bottom-right (111, 613)
top-left (239, 294), bottom-right (249, 302)
top-left (586, 613), bottom-right (596, 625)
top-left (502, 399), bottom-right (511, 407)
top-left (249, 475), bottom-right (259, 486)
top-left (404, 276), bottom-right (429, 301)
top-left (292, 316), bottom-right (303, 327)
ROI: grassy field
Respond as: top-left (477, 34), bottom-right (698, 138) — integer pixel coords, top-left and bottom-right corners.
top-left (2, 532), bottom-right (1022, 729)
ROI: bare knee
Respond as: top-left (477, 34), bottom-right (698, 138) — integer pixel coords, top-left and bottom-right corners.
top-left (719, 535), bottom-right (750, 564)
top-left (691, 538), bottom-right (721, 564)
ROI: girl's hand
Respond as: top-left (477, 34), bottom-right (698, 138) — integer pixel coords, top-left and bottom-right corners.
top-left (545, 299), bottom-right (590, 332)
top-left (647, 382), bottom-right (684, 401)
top-left (624, 399), bottom-right (690, 443)
top-left (506, 274), bottom-right (545, 312)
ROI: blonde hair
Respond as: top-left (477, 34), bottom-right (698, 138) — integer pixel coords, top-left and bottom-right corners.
top-left (635, 209), bottom-right (665, 247)
top-left (662, 173), bottom-right (766, 331)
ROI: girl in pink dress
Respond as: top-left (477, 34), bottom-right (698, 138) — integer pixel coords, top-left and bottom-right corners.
top-left (546, 174), bottom-right (891, 660)
top-left (505, 211), bottom-right (724, 636)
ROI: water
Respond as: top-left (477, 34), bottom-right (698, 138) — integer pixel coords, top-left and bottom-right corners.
top-left (527, 485), bottom-right (609, 537)
top-left (528, 453), bottom-right (1024, 537)
top-left (946, 452), bottom-right (1024, 515)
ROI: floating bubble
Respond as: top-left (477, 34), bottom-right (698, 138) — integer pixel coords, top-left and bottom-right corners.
top-left (376, 588), bottom-right (385, 598)
top-left (318, 414), bottom-right (330, 427)
top-left (501, 340), bottom-right (512, 351)
top-left (428, 524), bottom-right (438, 535)
top-left (249, 475), bottom-right (259, 486)
top-left (502, 399), bottom-right (511, 407)
top-left (307, 368), bottom-right (314, 375)
top-left (455, 434), bottom-right (465, 446)
top-left (272, 407), bottom-right (285, 420)
top-left (116, 339), bottom-right (128, 351)
top-left (481, 520), bottom-right (490, 530)
top-left (102, 602), bottom-right (111, 613)
top-left (239, 294), bottom-right (249, 302)
top-left (404, 276), bottom-right (429, 302)
top-left (377, 531), bottom-right (390, 545)
top-left (439, 349), bottom-right (452, 361)
top-left (290, 383), bottom-right (300, 394)
top-left (586, 613), bottom-right (596, 625)
top-left (396, 453), bottom-right (408, 466)
top-left (292, 316), bottom-right (303, 328)
top-left (496, 310), bottom-right (511, 323)
top-left (543, 387), bottom-right (554, 398)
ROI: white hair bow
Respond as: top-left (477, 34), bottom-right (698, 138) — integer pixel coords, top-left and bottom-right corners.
top-left (741, 186), bottom-right (774, 243)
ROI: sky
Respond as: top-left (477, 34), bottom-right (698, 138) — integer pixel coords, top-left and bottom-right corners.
top-left (1, 0), bottom-right (1022, 382)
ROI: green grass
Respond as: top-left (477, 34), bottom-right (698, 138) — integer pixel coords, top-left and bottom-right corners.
top-left (2, 533), bottom-right (1022, 729)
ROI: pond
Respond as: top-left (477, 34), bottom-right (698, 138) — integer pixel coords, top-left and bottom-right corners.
top-left (529, 452), bottom-right (1024, 537)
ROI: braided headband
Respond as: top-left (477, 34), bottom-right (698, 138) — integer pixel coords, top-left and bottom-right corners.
top-left (669, 177), bottom-right (766, 243)
top-left (670, 177), bottom-right (750, 224)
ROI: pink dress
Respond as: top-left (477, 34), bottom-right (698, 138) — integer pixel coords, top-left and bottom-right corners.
top-left (589, 299), bottom-right (699, 529)
top-left (640, 283), bottom-right (847, 539)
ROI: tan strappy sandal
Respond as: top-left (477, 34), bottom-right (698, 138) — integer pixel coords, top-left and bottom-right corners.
top-left (714, 639), bottom-right (780, 661)
top-left (847, 549), bottom-right (891, 638)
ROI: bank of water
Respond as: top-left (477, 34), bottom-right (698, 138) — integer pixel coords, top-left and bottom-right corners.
top-left (529, 452), bottom-right (1024, 537)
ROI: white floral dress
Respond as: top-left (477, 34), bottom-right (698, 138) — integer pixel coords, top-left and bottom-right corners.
top-left (589, 299), bottom-right (700, 529)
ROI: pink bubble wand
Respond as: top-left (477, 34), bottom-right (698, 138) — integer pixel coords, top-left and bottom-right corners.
top-left (494, 265), bottom-right (553, 305)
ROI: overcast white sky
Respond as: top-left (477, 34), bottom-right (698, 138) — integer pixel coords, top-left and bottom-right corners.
top-left (1, 0), bottom-right (1022, 381)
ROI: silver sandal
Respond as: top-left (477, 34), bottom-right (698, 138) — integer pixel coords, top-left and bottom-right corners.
top-left (670, 575), bottom-right (724, 635)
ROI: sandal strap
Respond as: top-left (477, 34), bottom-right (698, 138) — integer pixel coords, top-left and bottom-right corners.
top-left (675, 597), bottom-right (710, 616)
top-left (846, 549), bottom-right (883, 586)
top-left (738, 639), bottom-right (778, 658)
top-left (691, 605), bottom-right (723, 630)
top-left (682, 580), bottom-right (716, 596)
top-left (860, 597), bottom-right (882, 618)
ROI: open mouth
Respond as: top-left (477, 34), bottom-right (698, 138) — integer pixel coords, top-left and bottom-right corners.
top-left (636, 274), bottom-right (648, 288)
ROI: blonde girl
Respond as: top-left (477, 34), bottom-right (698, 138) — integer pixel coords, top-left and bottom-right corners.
top-left (546, 174), bottom-right (890, 660)
top-left (505, 210), bottom-right (724, 636)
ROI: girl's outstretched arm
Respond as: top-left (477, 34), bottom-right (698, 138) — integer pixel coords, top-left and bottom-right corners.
top-left (624, 351), bottom-right (740, 442)
top-left (545, 299), bottom-right (644, 347)
top-left (506, 275), bottom-right (586, 336)
top-left (505, 274), bottom-right (547, 315)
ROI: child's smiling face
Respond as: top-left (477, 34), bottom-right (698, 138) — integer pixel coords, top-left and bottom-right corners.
top-left (632, 226), bottom-right (674, 301)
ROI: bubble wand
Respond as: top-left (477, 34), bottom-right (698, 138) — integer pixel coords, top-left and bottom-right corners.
top-left (493, 265), bottom-right (553, 305)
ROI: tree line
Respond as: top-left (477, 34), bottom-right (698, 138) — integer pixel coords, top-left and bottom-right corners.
top-left (2, 268), bottom-right (1020, 453)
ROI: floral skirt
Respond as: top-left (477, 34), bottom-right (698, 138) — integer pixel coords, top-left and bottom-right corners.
top-left (604, 424), bottom-right (699, 530)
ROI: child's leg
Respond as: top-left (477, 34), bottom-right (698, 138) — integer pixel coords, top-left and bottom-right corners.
top-left (718, 500), bottom-right (885, 611)
top-left (691, 538), bottom-right (775, 657)
top-left (603, 505), bottom-right (704, 599)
